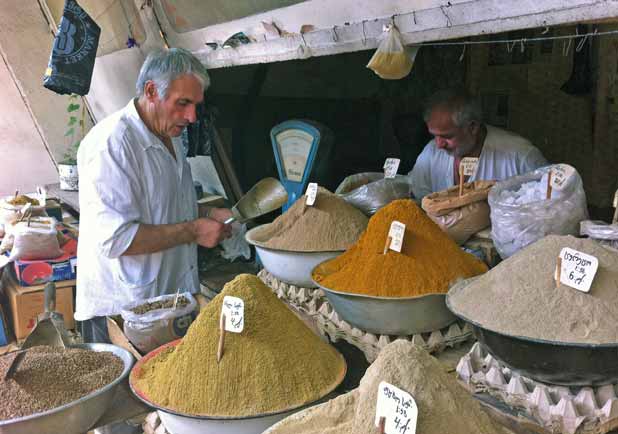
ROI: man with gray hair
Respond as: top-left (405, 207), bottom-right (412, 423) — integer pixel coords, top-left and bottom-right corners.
top-left (409, 88), bottom-right (547, 200)
top-left (76, 48), bottom-right (232, 347)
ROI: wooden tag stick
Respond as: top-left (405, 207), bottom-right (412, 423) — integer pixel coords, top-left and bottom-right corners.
top-left (217, 313), bottom-right (226, 363)
top-left (555, 257), bottom-right (562, 288)
top-left (383, 236), bottom-right (392, 255)
top-left (458, 164), bottom-right (465, 197)
top-left (377, 416), bottom-right (386, 434)
top-left (13, 190), bottom-right (18, 200)
top-left (546, 170), bottom-right (553, 200)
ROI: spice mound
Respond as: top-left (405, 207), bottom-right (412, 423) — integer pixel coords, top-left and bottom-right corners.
top-left (0, 346), bottom-right (124, 420)
top-left (266, 340), bottom-right (510, 434)
top-left (248, 187), bottom-right (368, 252)
top-left (448, 235), bottom-right (618, 344)
top-left (132, 274), bottom-right (346, 417)
top-left (6, 195), bottom-right (40, 206)
top-left (312, 199), bottom-right (487, 297)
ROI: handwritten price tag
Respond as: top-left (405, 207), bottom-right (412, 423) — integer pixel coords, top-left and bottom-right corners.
top-left (551, 164), bottom-right (576, 191)
top-left (375, 382), bottom-right (418, 434)
top-left (559, 247), bottom-right (599, 293)
top-left (387, 221), bottom-right (406, 253)
top-left (460, 157), bottom-right (479, 177)
top-left (305, 182), bottom-right (318, 206)
top-left (384, 158), bottom-right (401, 179)
top-left (221, 296), bottom-right (244, 333)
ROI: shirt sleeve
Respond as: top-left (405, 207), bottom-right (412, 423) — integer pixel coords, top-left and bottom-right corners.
top-left (84, 139), bottom-right (142, 259)
top-left (520, 146), bottom-right (548, 173)
top-left (409, 142), bottom-right (435, 201)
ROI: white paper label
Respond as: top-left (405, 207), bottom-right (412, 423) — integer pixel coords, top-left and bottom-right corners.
top-left (460, 157), bottom-right (479, 177)
top-left (559, 247), bottom-right (599, 293)
top-left (613, 190), bottom-right (618, 208)
top-left (305, 182), bottom-right (318, 206)
top-left (383, 158), bottom-right (401, 179)
top-left (221, 296), bottom-right (244, 333)
top-left (388, 221), bottom-right (406, 253)
top-left (375, 381), bottom-right (418, 434)
top-left (550, 164), bottom-right (576, 191)
top-left (20, 203), bottom-right (32, 215)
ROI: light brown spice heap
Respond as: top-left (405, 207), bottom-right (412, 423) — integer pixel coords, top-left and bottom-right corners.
top-left (249, 187), bottom-right (368, 252)
top-left (133, 274), bottom-right (345, 417)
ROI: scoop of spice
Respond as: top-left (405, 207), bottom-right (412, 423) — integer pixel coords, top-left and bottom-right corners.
top-left (0, 346), bottom-right (124, 420)
top-left (312, 199), bottom-right (487, 297)
top-left (249, 187), bottom-right (368, 252)
top-left (448, 235), bottom-right (618, 344)
top-left (266, 340), bottom-right (511, 434)
top-left (132, 274), bottom-right (345, 417)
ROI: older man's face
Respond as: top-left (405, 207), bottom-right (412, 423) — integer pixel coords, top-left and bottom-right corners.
top-left (152, 74), bottom-right (204, 138)
top-left (426, 107), bottom-right (477, 158)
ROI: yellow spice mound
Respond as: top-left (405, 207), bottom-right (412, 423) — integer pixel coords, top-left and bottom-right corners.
top-left (133, 274), bottom-right (345, 417)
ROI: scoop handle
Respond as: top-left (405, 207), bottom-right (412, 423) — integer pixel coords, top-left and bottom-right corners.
top-left (44, 282), bottom-right (56, 313)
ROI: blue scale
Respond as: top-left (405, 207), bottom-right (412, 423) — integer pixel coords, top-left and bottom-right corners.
top-left (271, 120), bottom-right (330, 211)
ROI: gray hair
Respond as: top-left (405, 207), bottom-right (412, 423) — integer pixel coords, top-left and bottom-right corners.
top-left (136, 48), bottom-right (210, 98)
top-left (423, 88), bottom-right (483, 127)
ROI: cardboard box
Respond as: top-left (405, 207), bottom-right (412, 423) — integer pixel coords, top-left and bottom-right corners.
top-left (3, 271), bottom-right (75, 340)
top-left (13, 236), bottom-right (77, 286)
top-left (0, 305), bottom-right (10, 346)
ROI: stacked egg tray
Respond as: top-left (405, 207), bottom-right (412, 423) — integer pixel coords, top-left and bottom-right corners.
top-left (258, 270), bottom-right (473, 363)
top-left (457, 343), bottom-right (618, 434)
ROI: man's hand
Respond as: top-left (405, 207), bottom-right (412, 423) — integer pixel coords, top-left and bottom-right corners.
top-left (207, 207), bottom-right (234, 223)
top-left (191, 217), bottom-right (232, 248)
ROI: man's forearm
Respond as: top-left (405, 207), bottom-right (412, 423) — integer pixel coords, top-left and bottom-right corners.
top-left (123, 222), bottom-right (195, 256)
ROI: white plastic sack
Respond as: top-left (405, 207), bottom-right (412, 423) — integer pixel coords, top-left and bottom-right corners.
top-left (366, 26), bottom-right (416, 80)
top-left (0, 217), bottom-right (63, 262)
top-left (335, 172), bottom-right (412, 215)
top-left (120, 292), bottom-right (198, 354)
top-left (489, 165), bottom-right (588, 258)
top-left (580, 220), bottom-right (618, 250)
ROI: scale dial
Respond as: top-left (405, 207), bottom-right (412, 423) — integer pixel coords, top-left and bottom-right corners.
top-left (275, 129), bottom-right (314, 182)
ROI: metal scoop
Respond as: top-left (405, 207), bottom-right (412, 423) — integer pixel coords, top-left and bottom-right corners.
top-left (223, 177), bottom-right (288, 225)
top-left (2, 282), bottom-right (68, 380)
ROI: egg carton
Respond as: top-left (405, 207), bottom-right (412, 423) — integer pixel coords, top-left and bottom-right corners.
top-left (457, 343), bottom-right (618, 434)
top-left (258, 270), bottom-right (473, 363)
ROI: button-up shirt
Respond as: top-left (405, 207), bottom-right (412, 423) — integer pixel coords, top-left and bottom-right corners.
top-left (75, 99), bottom-right (199, 321)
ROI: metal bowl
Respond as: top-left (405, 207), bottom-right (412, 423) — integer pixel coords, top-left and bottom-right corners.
top-left (246, 225), bottom-right (343, 287)
top-left (130, 339), bottom-right (347, 434)
top-left (0, 343), bottom-right (134, 434)
top-left (447, 279), bottom-right (618, 386)
top-left (311, 264), bottom-right (456, 335)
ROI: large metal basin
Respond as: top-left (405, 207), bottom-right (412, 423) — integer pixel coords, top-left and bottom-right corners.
top-left (312, 265), bottom-right (456, 335)
top-left (246, 225), bottom-right (343, 287)
top-left (0, 343), bottom-right (134, 434)
top-left (130, 339), bottom-right (346, 434)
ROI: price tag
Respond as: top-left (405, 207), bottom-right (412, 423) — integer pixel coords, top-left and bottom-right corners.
top-left (613, 190), bottom-right (618, 208)
top-left (559, 247), bottom-right (599, 293)
top-left (383, 158), bottom-right (401, 179)
top-left (550, 164), bottom-right (576, 191)
top-left (387, 221), bottom-right (406, 253)
top-left (221, 296), bottom-right (244, 333)
top-left (375, 381), bottom-right (418, 434)
top-left (305, 182), bottom-right (318, 206)
top-left (460, 157), bottom-right (479, 177)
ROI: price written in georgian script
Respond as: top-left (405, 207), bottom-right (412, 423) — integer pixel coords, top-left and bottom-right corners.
top-left (559, 247), bottom-right (599, 293)
top-left (384, 158), bottom-right (401, 179)
top-left (221, 296), bottom-right (244, 333)
top-left (550, 164), bottom-right (576, 191)
top-left (375, 381), bottom-right (418, 434)
top-left (388, 221), bottom-right (406, 253)
top-left (460, 157), bottom-right (479, 177)
top-left (305, 182), bottom-right (318, 206)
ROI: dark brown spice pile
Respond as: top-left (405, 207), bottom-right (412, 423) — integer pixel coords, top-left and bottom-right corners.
top-left (0, 346), bottom-right (124, 420)
top-left (131, 296), bottom-right (190, 314)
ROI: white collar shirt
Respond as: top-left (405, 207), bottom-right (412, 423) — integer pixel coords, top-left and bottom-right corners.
top-left (75, 99), bottom-right (199, 321)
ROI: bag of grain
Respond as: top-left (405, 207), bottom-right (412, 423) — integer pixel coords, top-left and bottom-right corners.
top-left (0, 217), bottom-right (63, 261)
top-left (335, 172), bottom-right (412, 215)
top-left (489, 165), bottom-right (588, 258)
top-left (366, 25), bottom-right (417, 80)
top-left (120, 292), bottom-right (198, 354)
top-left (421, 181), bottom-right (495, 245)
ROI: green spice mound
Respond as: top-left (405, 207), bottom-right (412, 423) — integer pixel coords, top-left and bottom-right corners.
top-left (133, 274), bottom-right (345, 417)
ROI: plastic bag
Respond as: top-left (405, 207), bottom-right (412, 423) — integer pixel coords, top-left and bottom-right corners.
top-left (489, 165), bottom-right (588, 259)
top-left (120, 292), bottom-right (198, 354)
top-left (335, 172), bottom-right (412, 215)
top-left (43, 0), bottom-right (101, 95)
top-left (366, 26), bottom-right (415, 80)
top-left (580, 220), bottom-right (618, 250)
top-left (0, 217), bottom-right (63, 261)
top-left (220, 222), bottom-right (251, 261)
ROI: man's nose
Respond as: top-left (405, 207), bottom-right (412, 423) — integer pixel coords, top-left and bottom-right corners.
top-left (435, 137), bottom-right (446, 148)
top-left (186, 105), bottom-right (197, 123)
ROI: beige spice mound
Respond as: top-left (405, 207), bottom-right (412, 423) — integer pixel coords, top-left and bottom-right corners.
top-left (249, 187), bottom-right (368, 252)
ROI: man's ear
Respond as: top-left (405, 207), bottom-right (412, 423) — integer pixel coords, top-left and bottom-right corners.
top-left (143, 81), bottom-right (158, 102)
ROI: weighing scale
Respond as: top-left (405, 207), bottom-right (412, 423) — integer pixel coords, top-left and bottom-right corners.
top-left (271, 120), bottom-right (334, 211)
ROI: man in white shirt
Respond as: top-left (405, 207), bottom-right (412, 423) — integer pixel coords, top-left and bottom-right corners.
top-left (409, 89), bottom-right (547, 200)
top-left (76, 48), bottom-right (232, 346)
